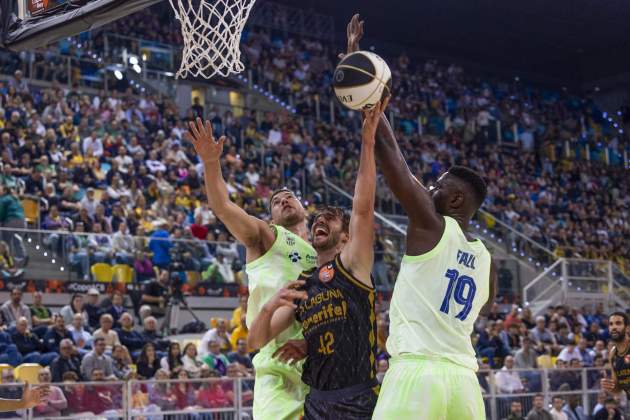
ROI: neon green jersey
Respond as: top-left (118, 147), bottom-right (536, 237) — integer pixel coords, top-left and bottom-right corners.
top-left (245, 224), bottom-right (317, 348)
top-left (387, 216), bottom-right (491, 371)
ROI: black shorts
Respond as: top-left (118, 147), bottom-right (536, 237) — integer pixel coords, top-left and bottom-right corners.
top-left (303, 381), bottom-right (379, 420)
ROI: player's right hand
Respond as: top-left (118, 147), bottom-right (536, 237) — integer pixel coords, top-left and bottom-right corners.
top-left (184, 117), bottom-right (226, 164)
top-left (20, 382), bottom-right (50, 409)
top-left (268, 281), bottom-right (308, 310)
top-left (346, 14), bottom-right (364, 54)
top-left (601, 370), bottom-right (616, 393)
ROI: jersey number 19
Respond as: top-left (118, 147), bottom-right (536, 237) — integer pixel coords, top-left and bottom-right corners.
top-left (439, 268), bottom-right (476, 321)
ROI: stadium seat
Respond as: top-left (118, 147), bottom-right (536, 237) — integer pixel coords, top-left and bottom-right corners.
top-left (91, 263), bottom-right (114, 282)
top-left (112, 264), bottom-right (135, 283)
top-left (14, 363), bottom-right (42, 384)
top-left (0, 364), bottom-right (11, 383)
top-left (186, 271), bottom-right (201, 285)
top-left (21, 198), bottom-right (39, 227)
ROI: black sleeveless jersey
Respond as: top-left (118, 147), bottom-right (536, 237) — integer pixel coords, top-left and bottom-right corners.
top-left (295, 255), bottom-right (377, 391)
top-left (612, 345), bottom-right (630, 394)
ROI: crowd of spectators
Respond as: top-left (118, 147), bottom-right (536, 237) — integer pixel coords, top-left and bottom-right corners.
top-left (0, 287), bottom-right (253, 417)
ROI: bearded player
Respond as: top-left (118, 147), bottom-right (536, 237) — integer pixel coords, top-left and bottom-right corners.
top-left (186, 119), bottom-right (317, 420)
top-left (601, 312), bottom-right (630, 397)
top-left (248, 100), bottom-right (388, 419)
top-left (342, 14), bottom-right (496, 419)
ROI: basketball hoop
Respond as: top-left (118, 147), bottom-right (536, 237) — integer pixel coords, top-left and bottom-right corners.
top-left (168, 0), bottom-right (256, 79)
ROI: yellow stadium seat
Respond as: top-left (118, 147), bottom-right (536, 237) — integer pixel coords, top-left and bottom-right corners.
top-left (0, 364), bottom-right (12, 383)
top-left (112, 264), bottom-right (134, 283)
top-left (21, 199), bottom-right (39, 227)
top-left (91, 263), bottom-right (114, 282)
top-left (14, 364), bottom-right (42, 384)
top-left (186, 271), bottom-right (201, 286)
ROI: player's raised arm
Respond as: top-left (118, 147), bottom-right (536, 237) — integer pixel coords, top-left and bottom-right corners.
top-left (247, 281), bottom-right (308, 350)
top-left (340, 99), bottom-right (387, 284)
top-left (344, 14), bottom-right (443, 238)
top-left (480, 259), bottom-right (498, 316)
top-left (185, 118), bottom-right (274, 257)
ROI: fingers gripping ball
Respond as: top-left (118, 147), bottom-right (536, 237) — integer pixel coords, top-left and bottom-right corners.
top-left (333, 51), bottom-right (392, 111)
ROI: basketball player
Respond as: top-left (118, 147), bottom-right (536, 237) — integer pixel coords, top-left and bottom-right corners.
top-left (343, 15), bottom-right (496, 419)
top-left (248, 100), bottom-right (388, 419)
top-left (186, 119), bottom-right (317, 420)
top-left (601, 312), bottom-right (630, 396)
top-left (0, 382), bottom-right (49, 411)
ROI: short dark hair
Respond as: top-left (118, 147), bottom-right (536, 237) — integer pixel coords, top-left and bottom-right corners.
top-left (93, 337), bottom-right (106, 345)
top-left (311, 206), bottom-right (350, 234)
top-left (269, 188), bottom-right (298, 211)
top-left (610, 311), bottom-right (628, 326)
top-left (448, 165), bottom-right (487, 208)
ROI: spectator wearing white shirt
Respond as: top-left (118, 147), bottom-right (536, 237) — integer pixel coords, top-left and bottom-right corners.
top-left (557, 343), bottom-right (582, 363)
top-left (112, 222), bottom-right (135, 265)
top-left (67, 313), bottom-right (93, 354)
top-left (146, 150), bottom-right (167, 173)
top-left (82, 131), bottom-right (104, 157)
top-left (194, 202), bottom-right (215, 226)
top-left (267, 125), bottom-right (282, 146)
top-left (113, 146), bottom-right (134, 174)
top-left (551, 396), bottom-right (568, 420)
top-left (244, 164), bottom-right (260, 186)
top-left (494, 356), bottom-right (524, 394)
top-left (79, 188), bottom-right (99, 219)
top-left (199, 319), bottom-right (232, 357)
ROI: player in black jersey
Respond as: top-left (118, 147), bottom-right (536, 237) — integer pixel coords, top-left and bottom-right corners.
top-left (601, 312), bottom-right (630, 396)
top-left (248, 98), bottom-right (389, 420)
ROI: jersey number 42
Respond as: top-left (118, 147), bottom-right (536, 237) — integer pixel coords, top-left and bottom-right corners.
top-left (439, 268), bottom-right (476, 321)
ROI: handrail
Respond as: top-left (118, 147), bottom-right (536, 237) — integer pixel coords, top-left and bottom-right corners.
top-left (522, 258), bottom-right (564, 305)
top-left (323, 180), bottom-right (406, 236)
top-left (477, 208), bottom-right (556, 257)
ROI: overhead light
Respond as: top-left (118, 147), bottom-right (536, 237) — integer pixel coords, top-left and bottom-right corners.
top-left (142, 53), bottom-right (148, 61)
top-left (114, 70), bottom-right (123, 80)
top-left (129, 56), bottom-right (139, 65)
top-left (133, 64), bottom-right (142, 74)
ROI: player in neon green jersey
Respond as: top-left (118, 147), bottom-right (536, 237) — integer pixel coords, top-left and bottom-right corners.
top-left (186, 119), bottom-right (317, 420)
top-left (342, 15), bottom-right (497, 420)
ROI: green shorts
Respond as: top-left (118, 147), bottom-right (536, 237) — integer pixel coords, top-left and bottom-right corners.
top-left (252, 348), bottom-right (309, 420)
top-left (372, 355), bottom-right (485, 420)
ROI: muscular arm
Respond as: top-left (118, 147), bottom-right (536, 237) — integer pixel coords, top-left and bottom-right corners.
top-left (202, 160), bottom-right (274, 255)
top-left (479, 259), bottom-right (498, 316)
top-left (186, 118), bottom-right (275, 260)
top-left (340, 104), bottom-right (382, 285)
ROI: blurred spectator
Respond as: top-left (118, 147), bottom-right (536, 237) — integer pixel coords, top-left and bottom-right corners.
top-left (29, 291), bottom-right (53, 329)
top-left (531, 316), bottom-right (559, 354)
top-left (104, 291), bottom-right (127, 328)
top-left (148, 222), bottom-right (172, 269)
top-left (0, 368), bottom-right (21, 419)
top-left (526, 394), bottom-right (553, 420)
top-left (115, 312), bottom-right (144, 358)
top-left (515, 336), bottom-right (538, 369)
top-left (557, 342), bottom-right (582, 363)
top-left (593, 398), bottom-right (622, 420)
top-left (550, 396), bottom-right (567, 420)
top-left (182, 343), bottom-right (204, 378)
top-left (43, 314), bottom-right (73, 353)
top-left (201, 340), bottom-right (230, 376)
top-left (229, 314), bottom-right (249, 351)
top-left (507, 401), bottom-right (525, 420)
top-left (67, 312), bottom-right (93, 354)
top-left (59, 293), bottom-right (88, 328)
top-left (0, 240), bottom-right (22, 280)
top-left (50, 339), bottom-right (82, 382)
top-left (562, 395), bottom-right (586, 420)
top-left (112, 222), bottom-right (135, 265)
top-left (227, 338), bottom-right (253, 374)
top-left (160, 341), bottom-right (184, 375)
top-left (136, 343), bottom-right (161, 380)
top-left (230, 295), bottom-right (247, 331)
top-left (84, 288), bottom-right (103, 330)
top-left (81, 337), bottom-right (116, 380)
top-left (111, 344), bottom-right (133, 380)
top-left (93, 313), bottom-right (120, 351)
top-left (200, 318), bottom-right (232, 356)
top-left (140, 316), bottom-right (169, 353)
top-left (11, 316), bottom-right (57, 366)
top-left (0, 288), bottom-right (31, 328)
top-left (33, 368), bottom-right (67, 417)
top-left (495, 356), bottom-right (524, 394)
top-left (141, 270), bottom-right (170, 317)
top-left (133, 251), bottom-right (154, 282)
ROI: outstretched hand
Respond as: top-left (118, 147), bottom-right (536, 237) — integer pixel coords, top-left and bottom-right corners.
top-left (184, 117), bottom-right (226, 164)
top-left (601, 369), bottom-right (616, 393)
top-left (20, 382), bottom-right (50, 409)
top-left (362, 96), bottom-right (390, 145)
top-left (347, 14), bottom-right (364, 54)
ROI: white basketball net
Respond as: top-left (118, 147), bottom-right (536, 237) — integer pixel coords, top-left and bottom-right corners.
top-left (168, 0), bottom-right (256, 79)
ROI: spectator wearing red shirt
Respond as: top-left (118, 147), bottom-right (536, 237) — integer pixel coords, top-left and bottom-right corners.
top-left (190, 214), bottom-right (209, 240)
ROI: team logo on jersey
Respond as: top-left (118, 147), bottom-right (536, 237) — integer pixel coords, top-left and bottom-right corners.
top-left (319, 264), bottom-right (335, 283)
top-left (624, 354), bottom-right (630, 365)
top-left (288, 251), bottom-right (301, 263)
top-left (286, 236), bottom-right (295, 246)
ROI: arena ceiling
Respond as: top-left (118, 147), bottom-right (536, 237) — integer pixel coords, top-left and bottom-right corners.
top-left (273, 0), bottom-right (630, 88)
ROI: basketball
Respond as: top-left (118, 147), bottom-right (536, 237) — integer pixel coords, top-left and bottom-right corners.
top-left (333, 51), bottom-right (392, 110)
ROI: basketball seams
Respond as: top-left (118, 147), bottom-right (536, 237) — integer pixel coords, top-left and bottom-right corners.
top-left (335, 63), bottom-right (391, 109)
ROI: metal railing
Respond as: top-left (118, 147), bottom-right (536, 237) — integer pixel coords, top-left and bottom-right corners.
top-left (0, 367), bottom-right (621, 420)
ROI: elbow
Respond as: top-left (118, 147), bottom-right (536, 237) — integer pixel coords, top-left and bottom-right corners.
top-left (247, 335), bottom-right (264, 351)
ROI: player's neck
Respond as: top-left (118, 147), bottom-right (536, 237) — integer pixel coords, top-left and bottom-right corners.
top-left (450, 214), bottom-right (473, 239)
top-left (617, 338), bottom-right (630, 353)
top-left (283, 221), bottom-right (309, 241)
top-left (317, 247), bottom-right (338, 266)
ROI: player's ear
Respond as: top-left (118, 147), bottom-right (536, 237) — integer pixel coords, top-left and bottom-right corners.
top-left (449, 190), bottom-right (465, 209)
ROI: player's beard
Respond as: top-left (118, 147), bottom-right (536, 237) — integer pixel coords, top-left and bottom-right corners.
top-left (277, 207), bottom-right (304, 227)
top-left (313, 229), bottom-right (341, 253)
top-left (611, 330), bottom-right (625, 343)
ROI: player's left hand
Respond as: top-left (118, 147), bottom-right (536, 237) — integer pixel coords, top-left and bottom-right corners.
top-left (362, 96), bottom-right (390, 144)
top-left (347, 14), bottom-right (364, 54)
top-left (273, 339), bottom-right (307, 365)
top-left (20, 382), bottom-right (50, 409)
